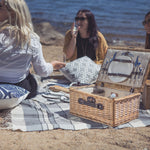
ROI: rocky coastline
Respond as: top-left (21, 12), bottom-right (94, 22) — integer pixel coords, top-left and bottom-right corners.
top-left (33, 21), bottom-right (145, 48)
top-left (33, 22), bottom-right (64, 46)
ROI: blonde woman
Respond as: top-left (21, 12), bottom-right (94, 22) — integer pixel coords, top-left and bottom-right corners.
top-left (0, 0), bottom-right (65, 98)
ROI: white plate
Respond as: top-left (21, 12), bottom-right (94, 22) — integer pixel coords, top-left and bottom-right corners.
top-left (108, 55), bottom-right (133, 83)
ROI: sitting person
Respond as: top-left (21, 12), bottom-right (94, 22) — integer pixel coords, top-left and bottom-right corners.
top-left (143, 11), bottom-right (150, 49)
top-left (63, 9), bottom-right (108, 64)
top-left (0, 0), bottom-right (65, 99)
top-left (143, 11), bottom-right (150, 79)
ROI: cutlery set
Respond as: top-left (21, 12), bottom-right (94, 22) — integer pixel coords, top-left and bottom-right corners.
top-left (100, 51), bottom-right (145, 86)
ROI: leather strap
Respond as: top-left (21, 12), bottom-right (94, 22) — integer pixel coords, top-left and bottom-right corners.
top-left (108, 73), bottom-right (131, 77)
top-left (112, 59), bottom-right (132, 63)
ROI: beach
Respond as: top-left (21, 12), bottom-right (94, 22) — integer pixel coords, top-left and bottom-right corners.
top-left (0, 20), bottom-right (150, 150)
top-left (0, 0), bottom-right (150, 148)
top-left (0, 42), bottom-right (150, 150)
top-left (0, 127), bottom-right (150, 150)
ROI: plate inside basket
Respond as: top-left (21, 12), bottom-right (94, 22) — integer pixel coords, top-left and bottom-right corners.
top-left (108, 55), bottom-right (133, 83)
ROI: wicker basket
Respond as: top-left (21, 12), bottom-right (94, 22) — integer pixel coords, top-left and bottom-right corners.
top-left (70, 86), bottom-right (140, 127)
top-left (70, 48), bottom-right (150, 127)
top-left (142, 79), bottom-right (150, 109)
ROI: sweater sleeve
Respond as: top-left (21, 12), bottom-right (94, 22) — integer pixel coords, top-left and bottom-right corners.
top-left (95, 31), bottom-right (108, 64)
top-left (31, 35), bottom-right (53, 77)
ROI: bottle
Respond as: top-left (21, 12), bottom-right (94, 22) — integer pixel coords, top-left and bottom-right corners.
top-left (73, 23), bottom-right (78, 34)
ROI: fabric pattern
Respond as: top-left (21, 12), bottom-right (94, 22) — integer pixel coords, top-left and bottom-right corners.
top-left (0, 84), bottom-right (29, 99)
top-left (0, 31), bottom-right (53, 84)
top-left (60, 56), bottom-right (101, 84)
top-left (0, 84), bottom-right (29, 110)
top-left (0, 75), bottom-right (150, 131)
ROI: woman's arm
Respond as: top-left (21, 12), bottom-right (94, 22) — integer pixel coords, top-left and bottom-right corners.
top-left (95, 31), bottom-right (108, 64)
top-left (65, 35), bottom-right (76, 59)
top-left (63, 23), bottom-right (79, 60)
top-left (31, 37), bottom-right (65, 77)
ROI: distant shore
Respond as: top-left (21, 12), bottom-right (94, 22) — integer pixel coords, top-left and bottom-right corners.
top-left (33, 20), bottom-right (145, 49)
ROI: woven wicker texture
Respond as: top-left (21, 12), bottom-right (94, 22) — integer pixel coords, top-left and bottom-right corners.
top-left (70, 48), bottom-right (150, 127)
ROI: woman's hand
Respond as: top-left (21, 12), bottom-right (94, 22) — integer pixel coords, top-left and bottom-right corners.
top-left (71, 22), bottom-right (80, 38)
top-left (65, 22), bottom-right (80, 60)
top-left (51, 61), bottom-right (66, 70)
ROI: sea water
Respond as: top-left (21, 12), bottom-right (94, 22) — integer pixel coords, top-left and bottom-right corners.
top-left (26, 0), bottom-right (150, 45)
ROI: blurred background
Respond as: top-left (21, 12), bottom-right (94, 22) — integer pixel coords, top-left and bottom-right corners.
top-left (26, 0), bottom-right (150, 46)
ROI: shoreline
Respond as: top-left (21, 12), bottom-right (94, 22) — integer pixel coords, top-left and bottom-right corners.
top-left (33, 19), bottom-right (146, 48)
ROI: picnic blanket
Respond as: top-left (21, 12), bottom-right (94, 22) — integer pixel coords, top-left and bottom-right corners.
top-left (0, 74), bottom-right (150, 131)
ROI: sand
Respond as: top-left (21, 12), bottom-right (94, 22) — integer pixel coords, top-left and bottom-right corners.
top-left (0, 127), bottom-right (150, 150)
top-left (0, 45), bottom-right (150, 150)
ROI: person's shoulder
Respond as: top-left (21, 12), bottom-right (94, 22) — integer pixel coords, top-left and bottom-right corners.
top-left (30, 32), bottom-right (40, 43)
top-left (97, 30), bottom-right (108, 48)
top-left (97, 30), bottom-right (107, 41)
top-left (97, 31), bottom-right (105, 38)
top-left (30, 32), bottom-right (40, 41)
top-left (29, 32), bottom-right (41, 49)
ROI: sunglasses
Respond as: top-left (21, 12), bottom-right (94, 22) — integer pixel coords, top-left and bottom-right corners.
top-left (75, 16), bottom-right (87, 21)
top-left (142, 19), bottom-right (150, 26)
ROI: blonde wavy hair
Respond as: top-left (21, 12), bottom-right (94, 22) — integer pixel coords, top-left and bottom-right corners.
top-left (0, 0), bottom-right (35, 48)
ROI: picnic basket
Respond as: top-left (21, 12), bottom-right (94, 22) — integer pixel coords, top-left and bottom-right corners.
top-left (70, 48), bottom-right (150, 127)
top-left (143, 79), bottom-right (150, 109)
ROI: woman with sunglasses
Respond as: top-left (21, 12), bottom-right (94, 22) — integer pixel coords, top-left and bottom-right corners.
top-left (0, 0), bottom-right (65, 99)
top-left (143, 11), bottom-right (150, 49)
top-left (63, 9), bottom-right (108, 64)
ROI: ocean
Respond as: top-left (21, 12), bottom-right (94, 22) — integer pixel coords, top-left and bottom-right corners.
top-left (26, 0), bottom-right (150, 45)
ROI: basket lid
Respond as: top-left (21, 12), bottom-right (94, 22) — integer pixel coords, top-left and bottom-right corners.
top-left (96, 48), bottom-right (150, 92)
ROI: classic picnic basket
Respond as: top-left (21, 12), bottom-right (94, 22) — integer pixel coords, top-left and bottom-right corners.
top-left (70, 48), bottom-right (150, 127)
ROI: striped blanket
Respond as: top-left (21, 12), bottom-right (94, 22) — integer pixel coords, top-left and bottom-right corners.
top-left (0, 75), bottom-right (150, 131)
